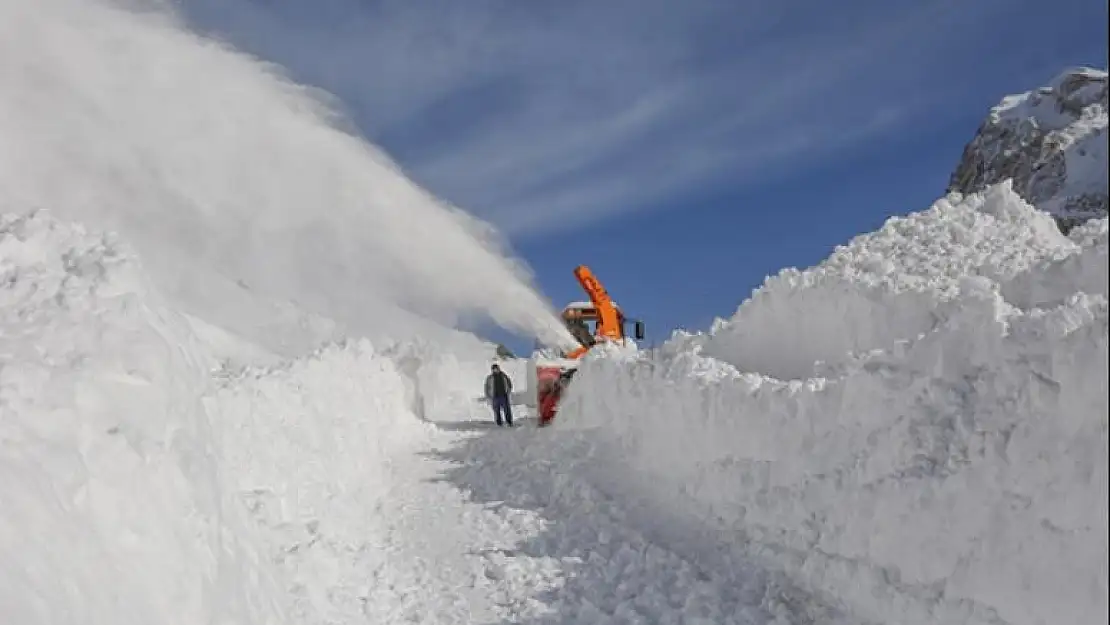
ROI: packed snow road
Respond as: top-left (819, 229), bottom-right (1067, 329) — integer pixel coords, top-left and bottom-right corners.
top-left (328, 405), bottom-right (850, 625)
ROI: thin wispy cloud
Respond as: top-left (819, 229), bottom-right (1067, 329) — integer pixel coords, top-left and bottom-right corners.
top-left (178, 0), bottom-right (1021, 236)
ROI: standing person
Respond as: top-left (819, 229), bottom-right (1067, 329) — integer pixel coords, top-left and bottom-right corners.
top-left (484, 363), bottom-right (514, 427)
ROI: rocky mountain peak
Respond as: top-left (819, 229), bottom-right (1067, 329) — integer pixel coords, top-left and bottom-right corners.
top-left (948, 66), bottom-right (1107, 233)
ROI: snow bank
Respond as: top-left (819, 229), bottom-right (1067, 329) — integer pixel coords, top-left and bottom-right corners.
top-left (0, 0), bottom-right (576, 353)
top-left (212, 341), bottom-right (430, 622)
top-left (0, 210), bottom-right (286, 623)
top-left (557, 184), bottom-right (1109, 625)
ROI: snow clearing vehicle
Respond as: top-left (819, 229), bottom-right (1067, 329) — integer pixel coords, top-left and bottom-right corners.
top-left (527, 265), bottom-right (644, 426)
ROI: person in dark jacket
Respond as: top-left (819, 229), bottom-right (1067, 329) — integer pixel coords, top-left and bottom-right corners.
top-left (484, 363), bottom-right (514, 427)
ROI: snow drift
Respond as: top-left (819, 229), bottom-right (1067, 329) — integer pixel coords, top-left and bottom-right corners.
top-left (557, 183), bottom-right (1109, 625)
top-left (0, 0), bottom-right (576, 354)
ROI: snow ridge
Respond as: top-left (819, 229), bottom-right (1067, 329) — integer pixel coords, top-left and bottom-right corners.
top-left (697, 182), bottom-right (1075, 380)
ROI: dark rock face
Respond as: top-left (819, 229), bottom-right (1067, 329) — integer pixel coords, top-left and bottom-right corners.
top-left (949, 67), bottom-right (1108, 233)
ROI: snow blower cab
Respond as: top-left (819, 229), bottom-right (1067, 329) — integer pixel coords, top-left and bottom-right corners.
top-left (559, 300), bottom-right (644, 354)
top-left (528, 265), bottom-right (644, 426)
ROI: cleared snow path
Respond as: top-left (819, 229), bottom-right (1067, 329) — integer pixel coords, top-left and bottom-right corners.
top-left (346, 417), bottom-right (620, 625)
top-left (413, 411), bottom-right (854, 625)
top-left (354, 430), bottom-right (558, 624)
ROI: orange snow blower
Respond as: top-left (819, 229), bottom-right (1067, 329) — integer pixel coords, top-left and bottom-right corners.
top-left (530, 265), bottom-right (644, 426)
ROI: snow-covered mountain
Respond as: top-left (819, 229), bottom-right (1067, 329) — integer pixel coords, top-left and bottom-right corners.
top-left (948, 66), bottom-right (1108, 233)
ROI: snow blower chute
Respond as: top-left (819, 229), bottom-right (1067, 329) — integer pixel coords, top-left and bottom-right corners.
top-left (528, 265), bottom-right (644, 426)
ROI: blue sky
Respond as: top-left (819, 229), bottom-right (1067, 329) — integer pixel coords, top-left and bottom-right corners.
top-left (178, 0), bottom-right (1107, 354)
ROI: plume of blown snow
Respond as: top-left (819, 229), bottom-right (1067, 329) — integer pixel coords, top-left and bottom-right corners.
top-left (555, 184), bottom-right (1109, 625)
top-left (1, 206), bottom-right (502, 623)
top-left (0, 0), bottom-right (577, 353)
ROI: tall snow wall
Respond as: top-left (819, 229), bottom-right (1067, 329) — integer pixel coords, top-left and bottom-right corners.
top-left (211, 337), bottom-right (490, 622)
top-left (556, 183), bottom-right (1109, 625)
top-left (0, 210), bottom-right (290, 623)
